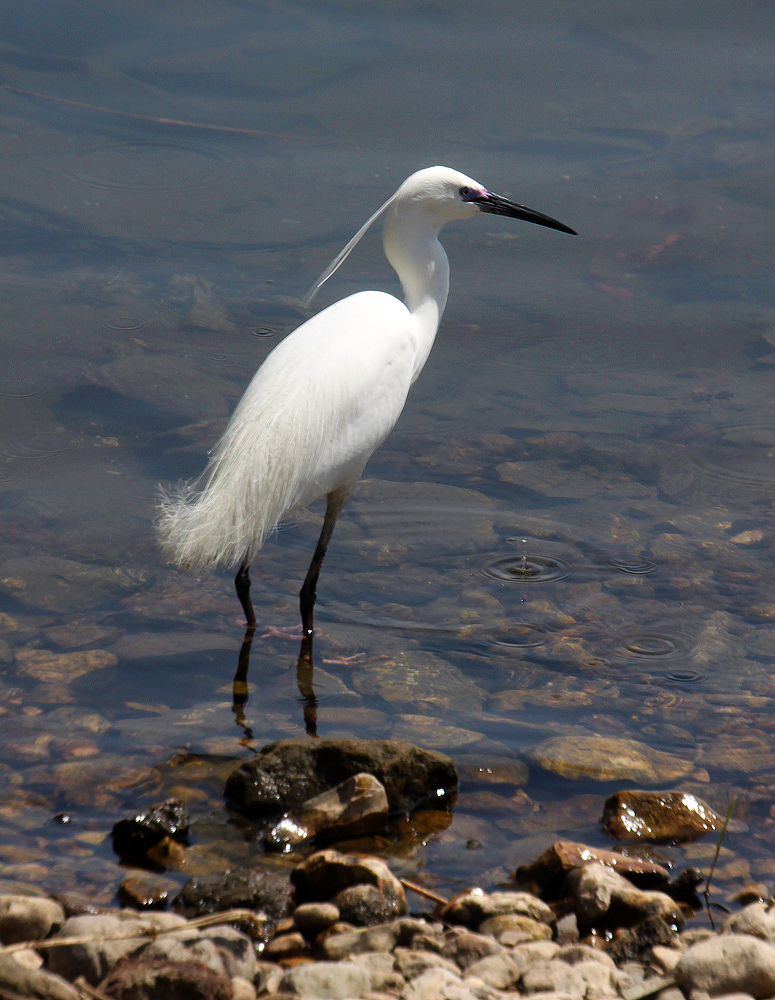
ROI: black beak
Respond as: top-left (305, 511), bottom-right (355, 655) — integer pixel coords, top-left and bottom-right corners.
top-left (472, 191), bottom-right (577, 236)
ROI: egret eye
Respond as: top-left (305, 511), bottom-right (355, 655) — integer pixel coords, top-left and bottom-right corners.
top-left (459, 186), bottom-right (471, 198)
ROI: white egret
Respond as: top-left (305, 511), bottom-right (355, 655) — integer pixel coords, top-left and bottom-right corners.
top-left (158, 165), bottom-right (576, 633)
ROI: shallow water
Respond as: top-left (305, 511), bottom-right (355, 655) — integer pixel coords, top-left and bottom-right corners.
top-left (1, 1), bottom-right (775, 920)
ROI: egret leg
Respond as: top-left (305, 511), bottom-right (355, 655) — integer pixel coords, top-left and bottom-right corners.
top-left (299, 487), bottom-right (350, 636)
top-left (235, 555), bottom-right (257, 629)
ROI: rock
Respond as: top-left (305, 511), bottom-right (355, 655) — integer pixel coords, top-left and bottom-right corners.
top-left (225, 738), bottom-right (457, 816)
top-left (173, 868), bottom-right (293, 932)
top-left (111, 799), bottom-right (190, 861)
top-left (441, 928), bottom-right (503, 970)
top-left (532, 735), bottom-right (692, 784)
top-left (0, 555), bottom-right (144, 612)
top-left (46, 912), bottom-right (188, 985)
top-left (0, 894), bottom-right (65, 943)
top-left (478, 913), bottom-right (552, 943)
top-left (292, 902), bottom-right (341, 937)
top-left (98, 954), bottom-right (233, 1000)
top-left (439, 889), bottom-right (554, 930)
top-left (351, 651), bottom-right (485, 713)
top-left (291, 851), bottom-right (406, 917)
top-left (231, 977), bottom-right (256, 1000)
top-left (564, 862), bottom-right (683, 933)
top-left (393, 947), bottom-right (459, 980)
top-left (265, 773), bottom-right (389, 848)
top-left (0, 954), bottom-right (79, 1000)
top-left (117, 873), bottom-right (180, 910)
top-left (462, 952), bottom-right (522, 989)
top-left (606, 913), bottom-right (679, 964)
top-left (401, 966), bottom-right (464, 1000)
top-left (143, 924), bottom-right (256, 982)
top-left (346, 951), bottom-right (405, 994)
top-left (14, 648), bottom-right (117, 684)
top-left (521, 955), bottom-right (618, 996)
top-left (515, 839), bottom-right (671, 898)
top-left (726, 903), bottom-right (775, 943)
top-left (601, 789), bottom-right (723, 842)
top-left (667, 867), bottom-right (704, 903)
top-left (263, 931), bottom-right (310, 962)
top-left (279, 960), bottom-right (372, 999)
top-left (332, 883), bottom-right (405, 926)
top-left (675, 933), bottom-right (775, 997)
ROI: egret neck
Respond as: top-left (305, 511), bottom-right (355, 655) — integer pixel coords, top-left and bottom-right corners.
top-left (382, 203), bottom-right (450, 384)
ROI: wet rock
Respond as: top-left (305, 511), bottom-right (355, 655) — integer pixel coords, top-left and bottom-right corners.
top-left (667, 866), bottom-right (704, 903)
top-left (602, 789), bottom-right (722, 842)
top-left (265, 773), bottom-right (388, 848)
top-left (117, 873), bottom-right (180, 910)
top-left (515, 839), bottom-right (671, 898)
top-left (606, 913), bottom-right (679, 964)
top-left (564, 862), bottom-right (683, 933)
top-left (675, 933), bottom-right (775, 997)
top-left (173, 869), bottom-right (292, 932)
top-left (0, 894), bottom-right (65, 943)
top-left (47, 911), bottom-right (189, 985)
top-left (279, 961), bottom-right (372, 999)
top-left (0, 953), bottom-right (79, 1000)
top-left (439, 889), bottom-right (554, 931)
top-left (292, 851), bottom-right (406, 922)
top-left (14, 648), bottom-right (117, 684)
top-left (112, 799), bottom-right (190, 862)
top-left (225, 737), bottom-right (457, 816)
top-left (98, 954), bottom-right (233, 1000)
top-left (726, 902), bottom-right (775, 943)
top-left (532, 735), bottom-right (693, 784)
top-left (332, 883), bottom-right (404, 926)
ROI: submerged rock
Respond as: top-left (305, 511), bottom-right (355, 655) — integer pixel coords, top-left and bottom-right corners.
top-left (225, 737), bottom-right (457, 816)
top-left (111, 799), bottom-right (190, 862)
top-left (532, 735), bottom-right (693, 784)
top-left (602, 788), bottom-right (723, 842)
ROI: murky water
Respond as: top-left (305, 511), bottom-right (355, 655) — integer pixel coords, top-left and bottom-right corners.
top-left (1, 1), bottom-right (775, 920)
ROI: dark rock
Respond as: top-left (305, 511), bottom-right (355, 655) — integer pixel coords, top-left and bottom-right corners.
top-left (515, 839), bottom-right (671, 899)
top-left (606, 913), bottom-right (679, 964)
top-left (666, 866), bottom-right (704, 904)
top-left (0, 953), bottom-right (79, 1000)
top-left (332, 883), bottom-right (405, 926)
top-left (173, 868), bottom-right (293, 933)
top-left (117, 873), bottom-right (180, 910)
top-left (292, 902), bottom-right (340, 937)
top-left (98, 954), bottom-right (233, 1000)
top-left (602, 789), bottom-right (722, 843)
top-left (225, 737), bottom-right (457, 816)
top-left (291, 850), bottom-right (406, 916)
top-left (112, 799), bottom-right (190, 862)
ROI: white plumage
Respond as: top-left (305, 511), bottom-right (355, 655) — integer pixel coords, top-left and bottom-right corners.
top-left (158, 165), bottom-right (575, 632)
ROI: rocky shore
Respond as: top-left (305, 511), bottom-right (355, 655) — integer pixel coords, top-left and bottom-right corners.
top-left (0, 735), bottom-right (771, 999)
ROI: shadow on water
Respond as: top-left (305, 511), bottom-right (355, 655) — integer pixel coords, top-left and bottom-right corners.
top-left (232, 626), bottom-right (318, 739)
